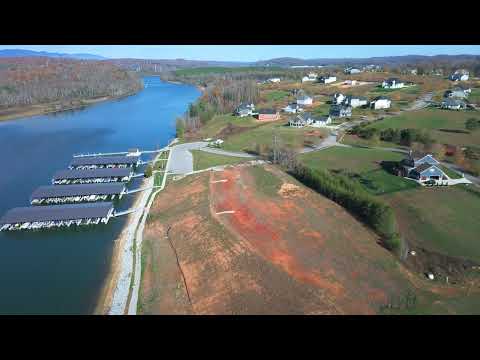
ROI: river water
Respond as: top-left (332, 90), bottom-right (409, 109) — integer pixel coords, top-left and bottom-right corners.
top-left (0, 77), bottom-right (200, 314)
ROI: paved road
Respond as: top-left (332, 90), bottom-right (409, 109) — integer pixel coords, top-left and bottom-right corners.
top-left (167, 142), bottom-right (208, 174)
top-left (300, 133), bottom-right (350, 154)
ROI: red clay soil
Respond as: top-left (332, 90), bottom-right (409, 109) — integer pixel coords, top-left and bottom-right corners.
top-left (208, 165), bottom-right (414, 314)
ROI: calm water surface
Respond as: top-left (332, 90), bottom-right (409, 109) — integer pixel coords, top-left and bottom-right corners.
top-left (0, 77), bottom-right (200, 314)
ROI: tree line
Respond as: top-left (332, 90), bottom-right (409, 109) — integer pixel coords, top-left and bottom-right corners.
top-left (0, 57), bottom-right (143, 108)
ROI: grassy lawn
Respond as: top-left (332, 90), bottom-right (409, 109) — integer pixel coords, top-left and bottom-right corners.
top-left (264, 90), bottom-right (290, 102)
top-left (468, 88), bottom-right (480, 105)
top-left (298, 146), bottom-right (404, 173)
top-left (191, 150), bottom-right (250, 171)
top-left (222, 120), bottom-right (329, 153)
top-left (249, 165), bottom-right (283, 197)
top-left (438, 165), bottom-right (462, 179)
top-left (298, 146), bottom-right (418, 195)
top-left (365, 109), bottom-right (480, 147)
top-left (197, 114), bottom-right (258, 139)
top-left (383, 185), bottom-right (480, 263)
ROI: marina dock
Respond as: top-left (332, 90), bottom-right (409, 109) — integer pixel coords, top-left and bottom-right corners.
top-left (0, 147), bottom-right (170, 232)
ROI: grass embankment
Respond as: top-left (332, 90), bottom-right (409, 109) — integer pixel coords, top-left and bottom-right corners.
top-left (364, 109), bottom-right (480, 148)
top-left (191, 150), bottom-right (250, 171)
top-left (298, 146), bottom-right (417, 195)
top-left (383, 185), bottom-right (480, 264)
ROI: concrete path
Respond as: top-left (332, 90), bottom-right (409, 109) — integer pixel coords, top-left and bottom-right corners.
top-left (199, 147), bottom-right (255, 158)
top-left (167, 142), bottom-right (208, 175)
top-left (300, 133), bottom-right (350, 154)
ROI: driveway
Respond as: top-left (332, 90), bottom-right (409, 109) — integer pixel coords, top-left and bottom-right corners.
top-left (199, 147), bottom-right (255, 158)
top-left (167, 142), bottom-right (208, 175)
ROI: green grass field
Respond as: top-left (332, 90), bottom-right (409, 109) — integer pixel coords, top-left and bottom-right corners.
top-left (264, 90), bottom-right (290, 102)
top-left (191, 150), bottom-right (250, 171)
top-left (298, 146), bottom-right (418, 195)
top-left (222, 121), bottom-right (329, 153)
top-left (364, 109), bottom-right (480, 147)
top-left (198, 114), bottom-right (258, 139)
top-left (383, 185), bottom-right (480, 263)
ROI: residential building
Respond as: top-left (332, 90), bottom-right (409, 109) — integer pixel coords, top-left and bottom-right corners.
top-left (444, 87), bottom-right (471, 99)
top-left (257, 109), bottom-right (280, 121)
top-left (289, 112), bottom-right (332, 128)
top-left (344, 95), bottom-right (368, 108)
top-left (332, 93), bottom-right (346, 105)
top-left (441, 98), bottom-right (467, 110)
top-left (267, 78), bottom-right (281, 83)
top-left (318, 74), bottom-right (337, 84)
top-left (301, 72), bottom-right (318, 83)
top-left (344, 80), bottom-right (358, 86)
top-left (235, 102), bottom-right (255, 117)
top-left (296, 92), bottom-right (313, 106)
top-left (401, 154), bottom-right (448, 183)
top-left (370, 96), bottom-right (391, 110)
top-left (329, 104), bottom-right (352, 117)
top-left (450, 70), bottom-right (469, 81)
top-left (282, 103), bottom-right (304, 114)
top-left (382, 78), bottom-right (405, 89)
top-left (344, 67), bottom-right (362, 74)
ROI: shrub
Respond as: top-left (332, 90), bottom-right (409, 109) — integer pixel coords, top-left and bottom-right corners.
top-left (465, 118), bottom-right (480, 131)
top-left (288, 163), bottom-right (398, 240)
top-left (144, 164), bottom-right (153, 178)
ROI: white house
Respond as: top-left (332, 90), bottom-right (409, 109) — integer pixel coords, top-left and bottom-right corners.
top-left (344, 95), bottom-right (369, 108)
top-left (344, 67), bottom-right (362, 74)
top-left (289, 112), bottom-right (331, 128)
top-left (318, 75), bottom-right (337, 84)
top-left (370, 96), bottom-right (391, 109)
top-left (344, 80), bottom-right (358, 86)
top-left (441, 98), bottom-right (467, 110)
top-left (267, 78), bottom-right (281, 83)
top-left (449, 71), bottom-right (469, 81)
top-left (235, 102), bottom-right (256, 117)
top-left (296, 92), bottom-right (313, 106)
top-left (332, 93), bottom-right (346, 105)
top-left (282, 103), bottom-right (304, 114)
top-left (444, 87), bottom-right (471, 99)
top-left (301, 72), bottom-right (318, 83)
top-left (382, 78), bottom-right (405, 89)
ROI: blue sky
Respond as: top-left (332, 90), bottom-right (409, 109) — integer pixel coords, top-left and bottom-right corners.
top-left (1, 45), bottom-right (480, 61)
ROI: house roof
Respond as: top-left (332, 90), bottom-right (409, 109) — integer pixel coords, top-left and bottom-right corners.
top-left (373, 96), bottom-right (390, 101)
top-left (415, 154), bottom-right (439, 165)
top-left (442, 98), bottom-right (465, 106)
top-left (297, 93), bottom-right (312, 101)
top-left (412, 163), bottom-right (434, 174)
top-left (258, 109), bottom-right (277, 114)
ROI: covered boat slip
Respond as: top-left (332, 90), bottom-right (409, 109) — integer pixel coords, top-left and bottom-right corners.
top-left (52, 168), bottom-right (133, 185)
top-left (30, 183), bottom-right (126, 205)
top-left (68, 155), bottom-right (140, 170)
top-left (0, 202), bottom-right (115, 231)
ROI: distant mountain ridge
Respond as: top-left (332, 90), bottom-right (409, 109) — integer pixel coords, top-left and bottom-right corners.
top-left (254, 55), bottom-right (480, 67)
top-left (0, 49), bottom-right (107, 60)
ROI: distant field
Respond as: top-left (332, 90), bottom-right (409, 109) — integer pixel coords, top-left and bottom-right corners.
top-left (222, 121), bottom-right (329, 153)
top-left (264, 90), bottom-right (290, 102)
top-left (365, 109), bottom-right (480, 147)
top-left (298, 146), bottom-right (417, 195)
top-left (191, 150), bottom-right (250, 171)
top-left (198, 114), bottom-right (258, 139)
top-left (175, 66), bottom-right (283, 76)
top-left (299, 146), bottom-right (404, 173)
top-left (383, 185), bottom-right (480, 263)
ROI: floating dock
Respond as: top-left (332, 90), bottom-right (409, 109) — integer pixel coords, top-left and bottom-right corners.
top-left (30, 183), bottom-right (127, 205)
top-left (52, 168), bottom-right (133, 185)
top-left (0, 202), bottom-right (115, 231)
top-left (69, 155), bottom-right (140, 170)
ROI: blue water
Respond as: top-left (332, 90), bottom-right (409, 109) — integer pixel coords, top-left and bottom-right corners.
top-left (0, 77), bottom-right (200, 314)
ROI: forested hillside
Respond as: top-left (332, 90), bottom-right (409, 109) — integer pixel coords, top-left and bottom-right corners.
top-left (0, 57), bottom-right (143, 108)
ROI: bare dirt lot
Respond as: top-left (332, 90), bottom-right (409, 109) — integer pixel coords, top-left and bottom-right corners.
top-left (139, 163), bottom-right (424, 314)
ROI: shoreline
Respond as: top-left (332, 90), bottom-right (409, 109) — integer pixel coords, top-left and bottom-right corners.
top-left (93, 180), bottom-right (149, 315)
top-left (0, 90), bottom-right (141, 123)
top-left (95, 140), bottom-right (174, 315)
